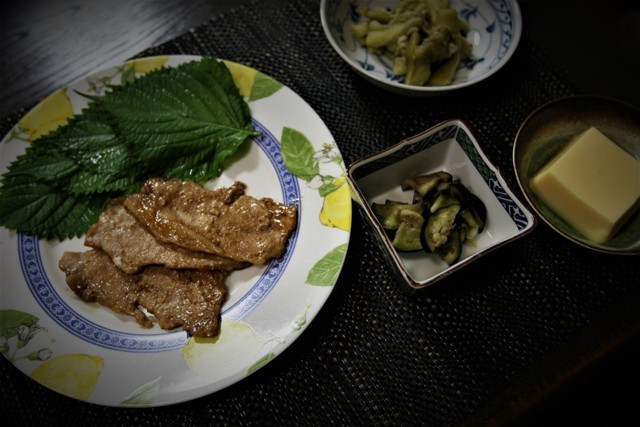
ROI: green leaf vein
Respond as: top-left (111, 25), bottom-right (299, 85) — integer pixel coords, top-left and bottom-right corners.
top-left (0, 57), bottom-right (260, 240)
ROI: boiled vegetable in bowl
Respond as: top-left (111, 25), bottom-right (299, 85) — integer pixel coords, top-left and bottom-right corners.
top-left (372, 170), bottom-right (486, 265)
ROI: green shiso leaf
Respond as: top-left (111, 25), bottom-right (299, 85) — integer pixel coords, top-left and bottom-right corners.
top-left (90, 57), bottom-right (258, 178)
top-left (0, 175), bottom-right (111, 239)
top-left (0, 57), bottom-right (260, 240)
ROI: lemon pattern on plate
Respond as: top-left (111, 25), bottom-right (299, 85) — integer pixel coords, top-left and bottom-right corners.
top-left (183, 304), bottom-right (314, 379)
top-left (279, 127), bottom-right (351, 287)
top-left (2, 57), bottom-right (348, 405)
top-left (224, 61), bottom-right (258, 97)
top-left (130, 56), bottom-right (170, 73)
top-left (280, 128), bottom-right (352, 232)
top-left (182, 321), bottom-right (266, 378)
top-left (13, 58), bottom-right (162, 144)
top-left (13, 57), bottom-right (280, 146)
top-left (224, 60), bottom-right (283, 101)
top-left (17, 89), bottom-right (73, 141)
top-left (320, 175), bottom-right (351, 231)
top-left (30, 353), bottom-right (104, 401)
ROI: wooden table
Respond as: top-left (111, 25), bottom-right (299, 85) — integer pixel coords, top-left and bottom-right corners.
top-left (1, 0), bottom-right (248, 116)
top-left (3, 0), bottom-right (639, 117)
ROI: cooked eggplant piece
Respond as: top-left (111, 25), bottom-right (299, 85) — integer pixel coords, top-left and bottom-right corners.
top-left (469, 199), bottom-right (486, 233)
top-left (436, 229), bottom-right (462, 265)
top-left (429, 189), bottom-right (460, 213)
top-left (459, 208), bottom-right (479, 240)
top-left (421, 203), bottom-right (461, 252)
top-left (435, 180), bottom-right (452, 193)
top-left (400, 171), bottom-right (452, 203)
top-left (370, 170), bottom-right (487, 267)
top-left (392, 210), bottom-right (425, 251)
top-left (450, 182), bottom-right (486, 232)
top-left (372, 200), bottom-right (422, 230)
top-left (458, 222), bottom-right (468, 243)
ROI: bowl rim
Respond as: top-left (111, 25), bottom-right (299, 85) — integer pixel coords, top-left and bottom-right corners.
top-left (319, 0), bottom-right (523, 94)
top-left (347, 118), bottom-right (537, 289)
top-left (512, 94), bottom-right (640, 255)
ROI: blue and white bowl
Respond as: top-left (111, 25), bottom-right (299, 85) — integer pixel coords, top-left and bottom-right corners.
top-left (346, 119), bottom-right (536, 290)
top-left (320, 0), bottom-right (522, 95)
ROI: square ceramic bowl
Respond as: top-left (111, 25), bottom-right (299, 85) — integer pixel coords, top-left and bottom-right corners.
top-left (346, 119), bottom-right (536, 290)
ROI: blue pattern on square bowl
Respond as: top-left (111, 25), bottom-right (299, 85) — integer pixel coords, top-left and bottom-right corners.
top-left (346, 119), bottom-right (536, 290)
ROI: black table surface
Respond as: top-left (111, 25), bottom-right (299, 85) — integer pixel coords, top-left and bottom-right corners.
top-left (2, 1), bottom-right (639, 425)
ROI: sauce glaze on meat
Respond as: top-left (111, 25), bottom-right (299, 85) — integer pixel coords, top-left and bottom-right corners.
top-left (85, 198), bottom-right (250, 274)
top-left (60, 249), bottom-right (227, 337)
top-left (123, 179), bottom-right (297, 265)
top-left (59, 179), bottom-right (298, 338)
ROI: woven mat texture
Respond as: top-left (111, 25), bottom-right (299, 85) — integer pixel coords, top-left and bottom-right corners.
top-left (2, 1), bottom-right (639, 425)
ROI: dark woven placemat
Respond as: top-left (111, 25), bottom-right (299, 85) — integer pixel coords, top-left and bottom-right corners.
top-left (2, 1), bottom-right (639, 425)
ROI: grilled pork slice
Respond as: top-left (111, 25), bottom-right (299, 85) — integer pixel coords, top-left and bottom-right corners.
top-left (123, 179), bottom-right (298, 265)
top-left (85, 198), bottom-right (250, 274)
top-left (59, 249), bottom-right (226, 337)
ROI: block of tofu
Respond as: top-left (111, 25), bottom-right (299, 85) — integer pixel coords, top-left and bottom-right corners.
top-left (530, 127), bottom-right (640, 243)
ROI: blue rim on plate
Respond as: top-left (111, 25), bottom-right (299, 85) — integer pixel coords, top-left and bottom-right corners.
top-left (19, 119), bottom-right (301, 353)
top-left (0, 55), bottom-right (351, 407)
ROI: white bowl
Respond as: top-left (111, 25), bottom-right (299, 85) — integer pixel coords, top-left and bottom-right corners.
top-left (320, 0), bottom-right (522, 96)
top-left (346, 119), bottom-right (536, 290)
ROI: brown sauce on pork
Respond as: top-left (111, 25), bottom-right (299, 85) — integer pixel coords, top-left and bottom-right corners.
top-left (124, 179), bottom-right (298, 265)
top-left (59, 179), bottom-right (298, 338)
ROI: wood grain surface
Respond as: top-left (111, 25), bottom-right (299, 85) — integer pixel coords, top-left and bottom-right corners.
top-left (0, 0), bottom-right (248, 116)
top-left (2, 0), bottom-right (639, 117)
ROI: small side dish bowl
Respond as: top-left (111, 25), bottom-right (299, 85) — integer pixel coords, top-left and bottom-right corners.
top-left (513, 95), bottom-right (640, 255)
top-left (346, 119), bottom-right (536, 290)
top-left (320, 0), bottom-right (522, 96)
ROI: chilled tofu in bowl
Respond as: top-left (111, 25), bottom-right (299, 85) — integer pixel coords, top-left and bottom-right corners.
top-left (513, 95), bottom-right (640, 255)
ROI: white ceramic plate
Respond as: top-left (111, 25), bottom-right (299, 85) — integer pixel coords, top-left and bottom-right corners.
top-left (321, 0), bottom-right (522, 95)
top-left (0, 55), bottom-right (351, 406)
top-left (347, 119), bottom-right (535, 290)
